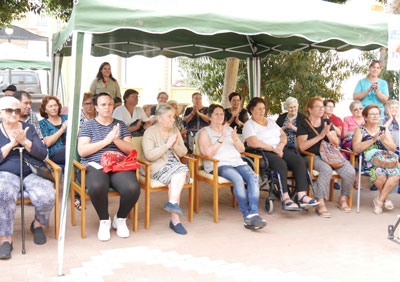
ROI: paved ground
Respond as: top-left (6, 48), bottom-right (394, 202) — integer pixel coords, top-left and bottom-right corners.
top-left (3, 177), bottom-right (400, 282)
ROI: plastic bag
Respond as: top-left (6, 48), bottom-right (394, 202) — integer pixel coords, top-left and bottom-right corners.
top-left (101, 150), bottom-right (142, 173)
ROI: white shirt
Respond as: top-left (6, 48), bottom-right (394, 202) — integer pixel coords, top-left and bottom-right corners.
top-left (243, 118), bottom-right (281, 148)
top-left (112, 105), bottom-right (149, 127)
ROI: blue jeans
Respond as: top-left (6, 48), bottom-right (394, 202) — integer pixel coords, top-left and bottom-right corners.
top-left (218, 164), bottom-right (259, 218)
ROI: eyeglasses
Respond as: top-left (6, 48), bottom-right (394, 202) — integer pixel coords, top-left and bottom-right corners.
top-left (313, 106), bottom-right (325, 109)
top-left (368, 113), bottom-right (380, 117)
top-left (2, 108), bottom-right (21, 115)
top-left (352, 108), bottom-right (363, 111)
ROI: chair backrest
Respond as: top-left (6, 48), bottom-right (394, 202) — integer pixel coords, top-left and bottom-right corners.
top-left (193, 135), bottom-right (203, 167)
top-left (132, 136), bottom-right (144, 160)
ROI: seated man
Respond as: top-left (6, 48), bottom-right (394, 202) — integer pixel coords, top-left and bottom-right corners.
top-left (112, 89), bottom-right (152, 136)
top-left (13, 91), bottom-right (43, 139)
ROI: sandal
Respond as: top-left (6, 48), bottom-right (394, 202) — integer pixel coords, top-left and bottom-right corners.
top-left (384, 199), bottom-right (394, 210)
top-left (316, 205), bottom-right (331, 218)
top-left (336, 198), bottom-right (351, 213)
top-left (281, 198), bottom-right (301, 211)
top-left (373, 197), bottom-right (383, 215)
top-left (74, 198), bottom-right (82, 211)
top-left (298, 195), bottom-right (320, 208)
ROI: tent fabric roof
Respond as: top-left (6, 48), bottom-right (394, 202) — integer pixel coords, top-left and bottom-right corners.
top-left (0, 25), bottom-right (48, 41)
top-left (0, 42), bottom-right (51, 70)
top-left (53, 0), bottom-right (393, 59)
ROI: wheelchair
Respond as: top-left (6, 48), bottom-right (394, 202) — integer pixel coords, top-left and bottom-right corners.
top-left (241, 145), bottom-right (316, 214)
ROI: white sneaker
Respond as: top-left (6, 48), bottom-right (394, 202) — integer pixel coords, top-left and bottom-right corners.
top-left (98, 218), bottom-right (111, 241)
top-left (112, 214), bottom-right (129, 238)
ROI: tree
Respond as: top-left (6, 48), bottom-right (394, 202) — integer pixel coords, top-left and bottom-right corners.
top-left (179, 50), bottom-right (358, 115)
top-left (0, 0), bottom-right (73, 26)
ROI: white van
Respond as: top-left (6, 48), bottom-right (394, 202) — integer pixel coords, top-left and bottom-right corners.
top-left (0, 70), bottom-right (42, 95)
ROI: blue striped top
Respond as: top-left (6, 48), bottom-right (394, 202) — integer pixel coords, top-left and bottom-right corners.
top-left (79, 118), bottom-right (131, 167)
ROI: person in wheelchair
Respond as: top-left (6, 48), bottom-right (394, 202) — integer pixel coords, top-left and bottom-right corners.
top-left (297, 97), bottom-right (355, 218)
top-left (243, 97), bottom-right (319, 211)
top-left (198, 104), bottom-right (267, 231)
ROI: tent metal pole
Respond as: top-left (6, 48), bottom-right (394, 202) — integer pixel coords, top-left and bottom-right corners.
top-left (57, 31), bottom-right (86, 277)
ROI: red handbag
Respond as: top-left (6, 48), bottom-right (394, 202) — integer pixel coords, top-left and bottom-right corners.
top-left (101, 150), bottom-right (142, 173)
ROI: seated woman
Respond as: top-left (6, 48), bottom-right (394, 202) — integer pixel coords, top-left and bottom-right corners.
top-left (243, 97), bottom-right (318, 211)
top-left (297, 97), bottom-right (356, 218)
top-left (39, 96), bottom-right (67, 165)
top-left (342, 100), bottom-right (365, 151)
top-left (78, 93), bottom-right (140, 241)
top-left (142, 104), bottom-right (190, 235)
top-left (380, 100), bottom-right (399, 149)
top-left (198, 104), bottom-right (267, 231)
top-left (276, 96), bottom-right (306, 147)
top-left (323, 99), bottom-right (343, 138)
top-left (0, 97), bottom-right (55, 260)
top-left (352, 105), bottom-right (400, 215)
top-left (224, 92), bottom-right (248, 137)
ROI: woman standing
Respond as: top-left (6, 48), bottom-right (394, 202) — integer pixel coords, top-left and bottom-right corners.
top-left (39, 96), bottom-right (67, 165)
top-left (352, 105), bottom-right (400, 215)
top-left (89, 62), bottom-right (121, 99)
top-left (276, 97), bottom-right (306, 147)
top-left (0, 97), bottom-right (55, 259)
top-left (297, 97), bottom-right (355, 218)
top-left (342, 100), bottom-right (365, 151)
top-left (224, 92), bottom-right (248, 135)
top-left (198, 104), bottom-right (267, 231)
top-left (142, 104), bottom-right (189, 235)
top-left (78, 93), bottom-right (140, 241)
top-left (244, 98), bottom-right (318, 211)
top-left (353, 60), bottom-right (389, 117)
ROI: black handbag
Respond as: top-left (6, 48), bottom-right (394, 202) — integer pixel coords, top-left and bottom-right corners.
top-left (24, 158), bottom-right (55, 182)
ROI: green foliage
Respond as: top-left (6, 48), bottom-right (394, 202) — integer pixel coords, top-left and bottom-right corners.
top-left (0, 0), bottom-right (72, 26)
top-left (179, 50), bottom-right (358, 115)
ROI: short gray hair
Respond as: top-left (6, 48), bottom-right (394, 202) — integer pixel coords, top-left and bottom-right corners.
top-left (385, 100), bottom-right (399, 112)
top-left (283, 97), bottom-right (298, 110)
top-left (155, 104), bottom-right (175, 116)
top-left (349, 100), bottom-right (362, 111)
top-left (0, 96), bottom-right (20, 110)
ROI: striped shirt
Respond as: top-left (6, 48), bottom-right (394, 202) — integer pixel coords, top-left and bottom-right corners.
top-left (79, 118), bottom-right (131, 167)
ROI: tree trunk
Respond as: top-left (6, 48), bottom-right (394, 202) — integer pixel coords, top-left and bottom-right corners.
top-left (221, 57), bottom-right (240, 108)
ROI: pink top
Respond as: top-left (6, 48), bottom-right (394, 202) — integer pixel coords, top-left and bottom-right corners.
top-left (342, 115), bottom-right (365, 137)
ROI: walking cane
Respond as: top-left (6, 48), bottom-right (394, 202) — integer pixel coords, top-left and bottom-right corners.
top-left (17, 146), bottom-right (26, 254)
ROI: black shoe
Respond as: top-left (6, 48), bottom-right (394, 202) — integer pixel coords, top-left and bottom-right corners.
top-left (30, 221), bottom-right (46, 245)
top-left (0, 242), bottom-right (13, 260)
top-left (244, 215), bottom-right (267, 230)
top-left (370, 184), bottom-right (378, 191)
top-left (281, 198), bottom-right (302, 211)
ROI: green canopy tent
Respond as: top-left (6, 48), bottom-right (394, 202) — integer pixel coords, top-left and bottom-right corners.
top-left (52, 0), bottom-right (399, 275)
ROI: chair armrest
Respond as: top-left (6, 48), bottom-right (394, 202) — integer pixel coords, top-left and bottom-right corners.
top-left (192, 154), bottom-right (219, 183)
top-left (299, 150), bottom-right (315, 172)
top-left (181, 155), bottom-right (197, 179)
top-left (72, 159), bottom-right (86, 171)
top-left (339, 149), bottom-right (357, 167)
top-left (45, 158), bottom-right (62, 173)
top-left (241, 152), bottom-right (262, 175)
top-left (192, 153), bottom-right (219, 163)
top-left (241, 152), bottom-right (262, 160)
top-left (137, 159), bottom-right (152, 167)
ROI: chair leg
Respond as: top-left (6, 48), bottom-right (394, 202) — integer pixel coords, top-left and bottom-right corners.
top-left (213, 185), bottom-right (219, 223)
top-left (329, 180), bottom-right (334, 201)
top-left (71, 187), bottom-right (76, 227)
top-left (348, 184), bottom-right (353, 208)
top-left (145, 188), bottom-right (150, 230)
top-left (81, 196), bottom-right (86, 238)
top-left (194, 179), bottom-right (199, 213)
top-left (188, 185), bottom-right (194, 222)
top-left (133, 202), bottom-right (138, 232)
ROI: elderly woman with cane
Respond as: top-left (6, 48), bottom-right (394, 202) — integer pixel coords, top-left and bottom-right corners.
top-left (0, 97), bottom-right (55, 260)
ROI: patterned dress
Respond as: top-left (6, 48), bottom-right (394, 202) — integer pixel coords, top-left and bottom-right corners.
top-left (360, 126), bottom-right (400, 182)
top-left (282, 115), bottom-right (297, 146)
top-left (152, 141), bottom-right (189, 185)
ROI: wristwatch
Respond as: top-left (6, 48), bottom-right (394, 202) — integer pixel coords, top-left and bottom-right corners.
top-left (23, 139), bottom-right (28, 146)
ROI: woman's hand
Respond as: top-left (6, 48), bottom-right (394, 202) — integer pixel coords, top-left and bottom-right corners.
top-left (105, 123), bottom-right (120, 144)
top-left (231, 126), bottom-right (239, 141)
top-left (61, 120), bottom-right (68, 132)
top-left (13, 127), bottom-right (29, 146)
top-left (167, 134), bottom-right (178, 148)
top-left (318, 122), bottom-right (330, 140)
top-left (273, 146), bottom-right (284, 158)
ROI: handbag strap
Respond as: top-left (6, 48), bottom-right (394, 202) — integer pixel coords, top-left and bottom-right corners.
top-left (304, 119), bottom-right (320, 136)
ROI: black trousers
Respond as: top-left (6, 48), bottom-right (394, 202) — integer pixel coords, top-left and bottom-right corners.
top-left (263, 147), bottom-right (308, 193)
top-left (50, 146), bottom-right (66, 165)
top-left (85, 166), bottom-right (141, 220)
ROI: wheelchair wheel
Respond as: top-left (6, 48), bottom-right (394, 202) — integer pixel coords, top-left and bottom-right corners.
top-left (268, 178), bottom-right (281, 199)
top-left (264, 198), bottom-right (274, 214)
top-left (241, 155), bottom-right (262, 185)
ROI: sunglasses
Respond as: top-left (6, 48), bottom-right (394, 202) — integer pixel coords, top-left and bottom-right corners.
top-left (2, 108), bottom-right (21, 115)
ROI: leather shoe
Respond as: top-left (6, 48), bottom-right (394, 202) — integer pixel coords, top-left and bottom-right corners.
top-left (30, 221), bottom-right (46, 245)
top-left (169, 221), bottom-right (187, 235)
top-left (0, 242), bottom-right (12, 260)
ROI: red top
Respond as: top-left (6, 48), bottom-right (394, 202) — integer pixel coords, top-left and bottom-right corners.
top-left (329, 114), bottom-right (343, 128)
